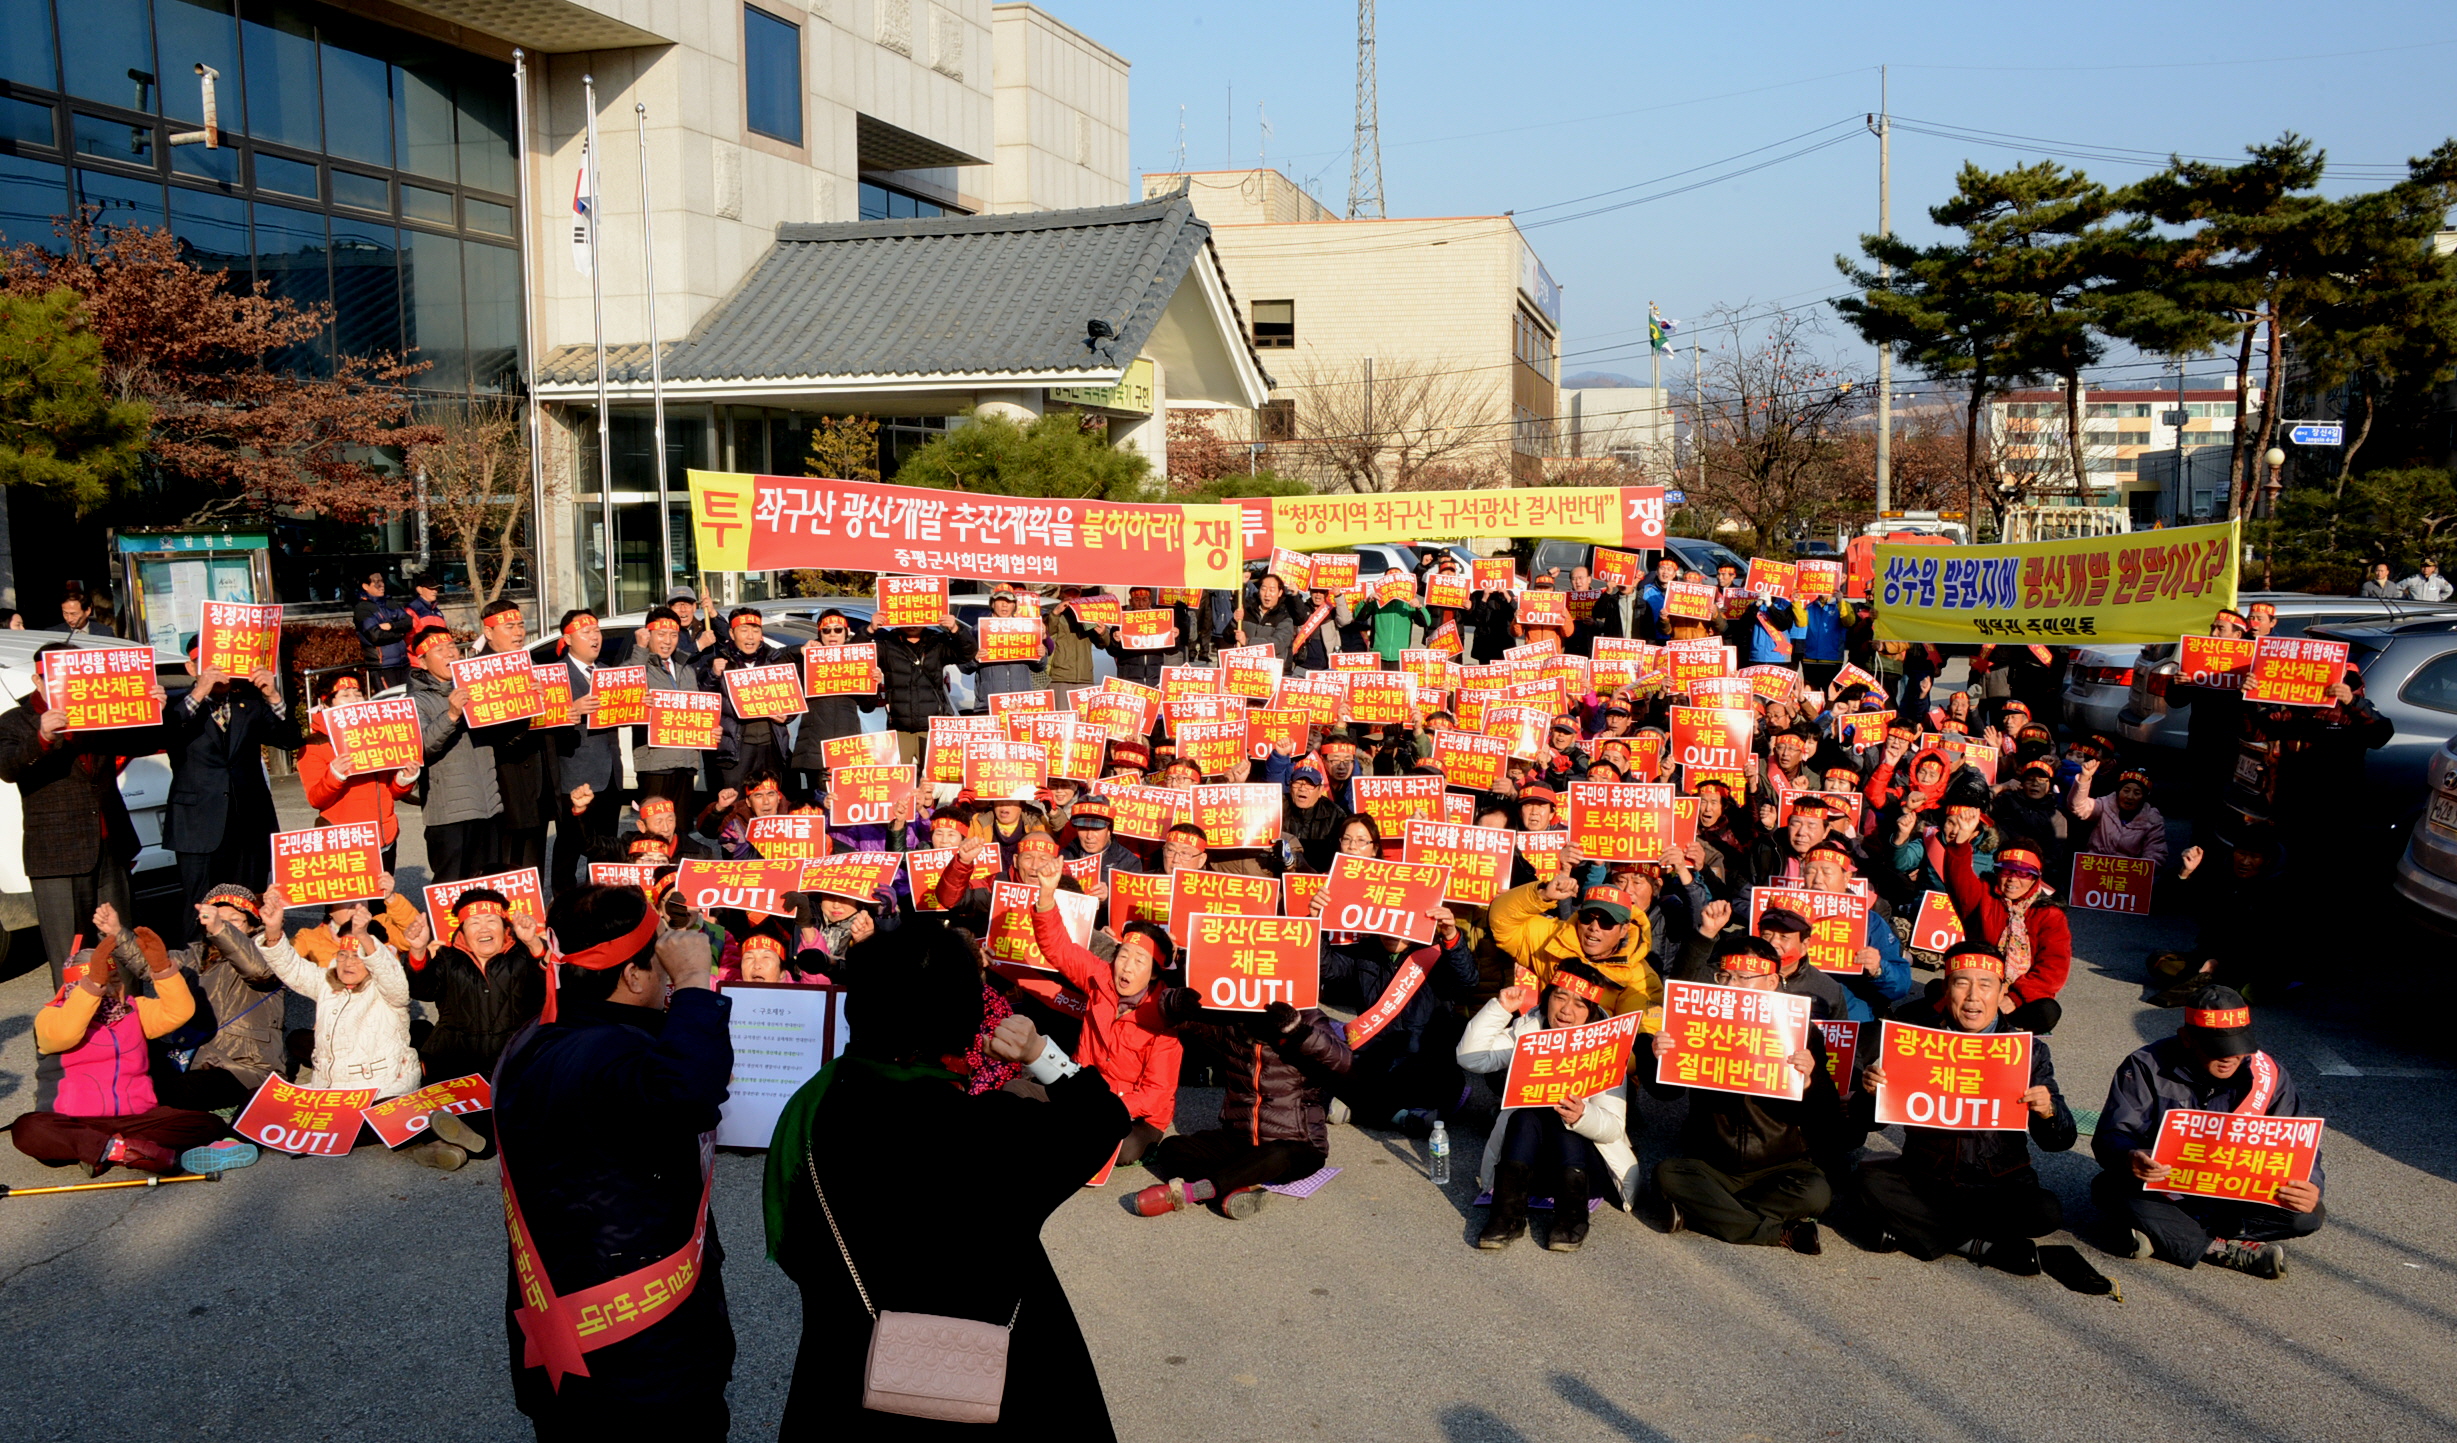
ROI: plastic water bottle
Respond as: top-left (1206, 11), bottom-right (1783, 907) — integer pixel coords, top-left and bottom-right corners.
top-left (1428, 1121), bottom-right (1451, 1185)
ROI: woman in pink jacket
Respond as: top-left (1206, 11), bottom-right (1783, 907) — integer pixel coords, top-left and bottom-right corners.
top-left (2068, 762), bottom-right (2170, 867)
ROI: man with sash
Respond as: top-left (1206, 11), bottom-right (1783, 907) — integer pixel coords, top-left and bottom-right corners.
top-left (495, 883), bottom-right (734, 1439)
top-left (2090, 985), bottom-right (2324, 1279)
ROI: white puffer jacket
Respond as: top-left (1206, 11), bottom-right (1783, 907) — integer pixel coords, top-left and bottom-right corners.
top-left (260, 933), bottom-right (423, 1100)
top-left (1456, 997), bottom-right (1641, 1206)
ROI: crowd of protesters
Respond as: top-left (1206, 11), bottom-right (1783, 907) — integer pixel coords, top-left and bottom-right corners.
top-left (0, 544), bottom-right (2383, 1437)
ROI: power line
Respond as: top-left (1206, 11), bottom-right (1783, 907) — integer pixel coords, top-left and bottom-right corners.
top-left (1515, 119), bottom-right (1863, 215)
top-left (1892, 36), bottom-right (2457, 75)
top-left (1890, 115), bottom-right (2415, 178)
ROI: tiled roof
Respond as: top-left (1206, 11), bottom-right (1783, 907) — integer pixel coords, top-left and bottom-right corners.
top-left (538, 196), bottom-right (1248, 387)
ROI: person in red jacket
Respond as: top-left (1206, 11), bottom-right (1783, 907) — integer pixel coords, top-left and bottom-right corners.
top-left (1939, 812), bottom-right (2070, 1034)
top-left (1025, 870), bottom-right (1183, 1165)
top-left (296, 674), bottom-right (419, 869)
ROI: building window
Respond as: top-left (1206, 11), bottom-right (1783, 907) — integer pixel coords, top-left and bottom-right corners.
top-left (857, 180), bottom-right (949, 220)
top-left (1251, 299), bottom-right (1294, 349)
top-left (1513, 308), bottom-right (1553, 374)
top-left (744, 5), bottom-right (802, 146)
top-left (1259, 398), bottom-right (1295, 440)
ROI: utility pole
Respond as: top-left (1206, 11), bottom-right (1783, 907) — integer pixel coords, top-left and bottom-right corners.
top-left (1869, 65), bottom-right (1892, 515)
top-left (1692, 341), bottom-right (1705, 496)
top-left (2170, 355), bottom-right (2189, 521)
top-left (1347, 0), bottom-right (1385, 218)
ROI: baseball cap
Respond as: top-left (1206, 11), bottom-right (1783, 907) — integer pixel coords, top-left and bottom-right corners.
top-left (1071, 797), bottom-right (1113, 828)
top-left (1289, 764), bottom-right (1326, 786)
top-left (1576, 884), bottom-right (1634, 925)
top-left (2182, 984), bottom-right (2256, 1055)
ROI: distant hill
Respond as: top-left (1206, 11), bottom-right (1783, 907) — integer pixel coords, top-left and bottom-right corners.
top-left (1563, 372), bottom-right (1644, 389)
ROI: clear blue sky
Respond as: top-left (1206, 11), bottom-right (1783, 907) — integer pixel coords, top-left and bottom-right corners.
top-left (1048, 0), bottom-right (2457, 391)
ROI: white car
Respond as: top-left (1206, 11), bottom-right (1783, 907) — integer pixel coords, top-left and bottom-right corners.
top-left (2060, 644), bottom-right (2143, 739)
top-left (0, 631), bottom-right (195, 937)
top-left (2395, 730), bottom-right (2457, 935)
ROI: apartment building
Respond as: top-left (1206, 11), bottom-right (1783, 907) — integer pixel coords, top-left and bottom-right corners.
top-left (1144, 166), bottom-right (1563, 487)
top-left (0, 0), bottom-right (1226, 613)
top-left (1989, 386), bottom-right (2257, 525)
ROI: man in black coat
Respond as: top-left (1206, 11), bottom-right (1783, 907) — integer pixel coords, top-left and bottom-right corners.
top-left (875, 609), bottom-right (977, 765)
top-left (494, 884), bottom-right (734, 1440)
top-left (0, 642), bottom-right (163, 985)
top-left (352, 571), bottom-right (413, 689)
top-left (538, 609), bottom-right (632, 898)
top-left (1849, 942), bottom-right (2077, 1273)
top-left (691, 608), bottom-right (797, 795)
top-left (471, 598), bottom-right (559, 878)
top-left (784, 607), bottom-right (884, 796)
top-left (164, 647), bottom-right (299, 924)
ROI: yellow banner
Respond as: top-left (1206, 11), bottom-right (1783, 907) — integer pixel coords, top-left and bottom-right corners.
top-left (1872, 520), bottom-right (2239, 645)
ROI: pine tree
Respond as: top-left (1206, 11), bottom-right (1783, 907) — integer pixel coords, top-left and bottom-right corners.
top-left (0, 288), bottom-right (149, 512)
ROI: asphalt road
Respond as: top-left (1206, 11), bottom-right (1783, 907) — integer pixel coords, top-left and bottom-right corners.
top-left (3, 781), bottom-right (2455, 1442)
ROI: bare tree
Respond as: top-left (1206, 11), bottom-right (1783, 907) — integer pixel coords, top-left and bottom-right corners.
top-left (1278, 356), bottom-right (1508, 492)
top-left (1687, 307), bottom-right (1865, 552)
top-left (407, 397), bottom-right (563, 607)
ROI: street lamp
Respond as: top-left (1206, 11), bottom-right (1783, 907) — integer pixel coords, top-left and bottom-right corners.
top-left (2261, 446), bottom-right (2287, 587)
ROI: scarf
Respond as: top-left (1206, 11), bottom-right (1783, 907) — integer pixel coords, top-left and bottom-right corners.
top-left (1998, 881), bottom-right (2050, 979)
top-left (763, 1050), bottom-right (960, 1260)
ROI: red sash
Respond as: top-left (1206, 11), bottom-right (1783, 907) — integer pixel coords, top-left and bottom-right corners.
top-left (502, 1130), bottom-right (716, 1391)
top-left (1290, 602), bottom-right (1336, 658)
top-left (1344, 958), bottom-right (1429, 1049)
top-left (1756, 609), bottom-right (1794, 660)
top-left (2233, 1051), bottom-right (2279, 1115)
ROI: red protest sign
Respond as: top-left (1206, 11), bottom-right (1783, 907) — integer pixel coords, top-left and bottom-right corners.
top-left (361, 1074), bottom-right (491, 1149)
top-left (906, 848), bottom-right (958, 912)
top-left (1517, 829), bottom-right (1567, 883)
top-left (1746, 558), bottom-right (1798, 600)
top-left (2176, 634), bottom-right (2257, 690)
top-left (1159, 665), bottom-right (1225, 701)
top-left (1399, 647), bottom-right (1451, 695)
top-left (1567, 781), bottom-right (1675, 864)
top-left (1590, 637), bottom-right (1653, 690)
top-left (41, 646), bottom-right (159, 731)
top-left (875, 575), bottom-right (948, 629)
top-left (1431, 729), bottom-right (1511, 792)
top-left (1486, 704), bottom-right (1552, 762)
top-left (1161, 696), bottom-right (1241, 733)
top-left (1517, 589), bottom-right (1572, 630)
top-left (1910, 890), bottom-right (1965, 952)
top-left (644, 688), bottom-right (722, 749)
top-left (1749, 885), bottom-right (1870, 973)
top-left (1372, 574), bottom-right (1418, 606)
top-left (1665, 638), bottom-right (1733, 691)
top-left (1501, 1012), bottom-right (1645, 1108)
top-left (1796, 559), bottom-right (1842, 601)
top-left (589, 862), bottom-right (667, 889)
top-left (1223, 650), bottom-right (1284, 701)
top-left (1593, 548), bottom-right (1641, 588)
top-left (1343, 670), bottom-right (1416, 726)
top-left (233, 1076), bottom-right (378, 1156)
top-left (589, 666), bottom-right (648, 727)
top-left (1102, 783), bottom-right (1188, 842)
top-left (1108, 870), bottom-right (1174, 934)
top-left (1073, 688), bottom-right (1153, 744)
top-left (2069, 852), bottom-right (2156, 915)
top-left (1192, 783), bottom-right (1281, 850)
top-left (672, 858), bottom-right (801, 918)
top-left (1425, 573), bottom-right (1470, 610)
top-left (1352, 775), bottom-right (1445, 841)
top-left (1273, 676), bottom-right (1345, 728)
top-left (1311, 554), bottom-right (1361, 592)
top-left (1661, 579), bottom-right (1717, 621)
top-left (449, 648), bottom-right (545, 727)
top-left (992, 690), bottom-right (1055, 726)
top-left (963, 740), bottom-right (1048, 801)
top-left (1268, 547), bottom-right (1314, 590)
top-left (528, 665), bottom-right (573, 729)
top-left (1401, 819), bottom-right (1516, 905)
top-left (1280, 870), bottom-right (1328, 921)
top-left (825, 765), bottom-right (916, 828)
top-left (801, 643), bottom-right (877, 698)
top-left (1740, 664), bottom-right (1799, 704)
top-left (1472, 557), bottom-right (1517, 592)
top-left (1655, 979), bottom-right (1813, 1100)
top-left (1118, 610), bottom-right (1180, 651)
top-left (1070, 594), bottom-right (1123, 628)
top-left (2148, 1110), bottom-right (2326, 1205)
top-left (821, 731), bottom-right (900, 771)
top-left (1186, 912), bottom-right (1321, 1011)
top-left (270, 822), bottom-right (385, 907)
top-left (1175, 718), bottom-right (1249, 778)
top-left (422, 867), bottom-right (545, 941)
top-left (976, 616), bottom-right (1042, 665)
top-left (2245, 637), bottom-right (2350, 706)
top-left (1871, 1022), bottom-right (2032, 1131)
top-left (1839, 710), bottom-right (1894, 747)
top-left (1319, 854), bottom-right (1449, 945)
top-left (1018, 713), bottom-right (1104, 783)
top-left (323, 697), bottom-right (421, 776)
top-left (1622, 731), bottom-right (1666, 783)
top-left (724, 663), bottom-right (805, 722)
top-left (1244, 707), bottom-right (1309, 761)
top-left (985, 880), bottom-right (1099, 971)
top-left (1166, 868), bottom-right (1280, 936)
top-left (198, 601), bottom-right (282, 677)
top-left (801, 850), bottom-right (901, 901)
top-left (1670, 705), bottom-right (1754, 773)
top-left (925, 714), bottom-right (1004, 784)
top-left (1816, 1019), bottom-right (1862, 1099)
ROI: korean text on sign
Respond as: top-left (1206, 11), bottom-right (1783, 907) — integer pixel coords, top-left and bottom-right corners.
top-left (1871, 1022), bottom-right (2031, 1132)
top-left (2069, 853), bottom-right (2156, 915)
top-left (589, 666), bottom-right (648, 727)
top-left (450, 648), bottom-right (546, 727)
top-left (1166, 868), bottom-right (1279, 937)
top-left (2148, 1108), bottom-right (2325, 1204)
top-left (271, 822), bottom-right (386, 906)
top-left (42, 646), bottom-right (160, 731)
top-left (874, 576), bottom-right (949, 629)
top-left (1185, 912), bottom-right (1321, 1011)
top-left (1500, 1011), bottom-right (1645, 1108)
top-left (801, 643), bottom-right (878, 698)
top-left (199, 601), bottom-right (282, 676)
top-left (1655, 979), bottom-right (1812, 1101)
top-left (1318, 855), bottom-right (1449, 945)
top-left (1401, 820), bottom-right (1516, 906)
top-left (1748, 885), bottom-right (1870, 973)
top-left (645, 689), bottom-right (723, 750)
top-left (2244, 637), bottom-right (2350, 707)
top-left (1567, 781), bottom-right (1675, 863)
top-left (325, 697), bottom-right (421, 775)
top-left (234, 1077), bottom-right (379, 1155)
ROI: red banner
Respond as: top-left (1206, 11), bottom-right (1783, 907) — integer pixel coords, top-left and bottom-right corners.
top-left (1746, 558), bottom-right (1798, 600)
top-left (1344, 958), bottom-right (1429, 1048)
top-left (1501, 1011), bottom-right (1645, 1108)
top-left (1655, 979), bottom-right (1812, 1100)
top-left (233, 1076), bottom-right (378, 1155)
top-left (1167, 868), bottom-right (1280, 936)
top-left (1425, 574), bottom-right (1470, 610)
top-left (721, 663), bottom-right (805, 721)
top-left (324, 696), bottom-right (422, 775)
top-left (361, 1074), bottom-right (491, 1149)
top-left (1310, 554), bottom-right (1360, 592)
top-left (1839, 710), bottom-right (1893, 747)
top-left (2148, 1109), bottom-right (2325, 1204)
top-left (1796, 559), bottom-right (1841, 601)
top-left (271, 822), bottom-right (385, 907)
top-left (41, 646), bottom-right (158, 731)
top-left (1185, 912), bottom-right (1321, 1011)
top-left (1073, 689), bottom-right (1152, 744)
top-left (1070, 594), bottom-right (1122, 627)
top-left (1567, 780), bottom-right (1675, 863)
top-left (1340, 671), bottom-right (1414, 726)
top-left (450, 649), bottom-right (545, 727)
top-left (2069, 852), bottom-right (2156, 915)
top-left (1517, 589), bottom-right (1572, 630)
top-left (1400, 819), bottom-right (1516, 905)
top-left (1749, 885), bottom-right (1870, 973)
top-left (1871, 1022), bottom-right (2032, 1132)
top-left (1319, 854), bottom-right (1449, 945)
top-left (644, 689), bottom-right (722, 749)
top-left (198, 600), bottom-right (282, 677)
top-left (874, 575), bottom-right (949, 629)
top-left (2245, 637), bottom-right (2350, 706)
top-left (589, 666), bottom-right (648, 728)
top-left (1223, 650), bottom-right (1284, 701)
top-left (1244, 708), bottom-right (1309, 761)
top-left (801, 643), bottom-right (877, 698)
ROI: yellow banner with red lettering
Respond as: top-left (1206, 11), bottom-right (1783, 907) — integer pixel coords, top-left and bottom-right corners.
top-left (1873, 520), bottom-right (2238, 645)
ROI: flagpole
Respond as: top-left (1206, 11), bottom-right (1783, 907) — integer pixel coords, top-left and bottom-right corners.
top-left (1649, 302), bottom-right (1662, 479)
top-left (636, 100), bottom-right (673, 599)
top-left (512, 49), bottom-right (551, 620)
top-left (583, 73), bottom-right (614, 612)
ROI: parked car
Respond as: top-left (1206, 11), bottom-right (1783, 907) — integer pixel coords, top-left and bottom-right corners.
top-left (2303, 616), bottom-right (2457, 804)
top-left (2118, 592), bottom-right (2457, 750)
top-left (1529, 535), bottom-right (1748, 585)
top-left (2062, 643), bottom-right (2143, 738)
top-left (0, 631), bottom-right (196, 949)
top-left (2393, 729), bottom-right (2457, 934)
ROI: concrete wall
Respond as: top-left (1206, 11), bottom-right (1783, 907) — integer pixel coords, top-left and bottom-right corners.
top-left (971, 4), bottom-right (1131, 212)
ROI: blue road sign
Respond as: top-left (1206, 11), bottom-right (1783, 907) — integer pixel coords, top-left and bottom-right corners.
top-left (1664, 489), bottom-right (1687, 505)
top-left (2287, 423), bottom-right (2344, 446)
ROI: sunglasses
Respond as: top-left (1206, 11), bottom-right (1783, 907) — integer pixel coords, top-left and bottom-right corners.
top-left (1575, 910), bottom-right (1621, 927)
top-left (819, 627), bottom-right (850, 637)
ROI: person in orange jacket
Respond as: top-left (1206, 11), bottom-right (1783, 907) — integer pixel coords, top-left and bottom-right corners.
top-left (297, 673), bottom-right (419, 870)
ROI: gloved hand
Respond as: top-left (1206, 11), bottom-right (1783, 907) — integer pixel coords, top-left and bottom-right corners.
top-left (1158, 986), bottom-right (1204, 1026)
top-left (1243, 1000), bottom-right (1300, 1042)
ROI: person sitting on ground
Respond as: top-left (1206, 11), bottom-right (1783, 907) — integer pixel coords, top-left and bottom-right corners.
top-left (1457, 960), bottom-right (1641, 1253)
top-left (1488, 857), bottom-right (1661, 1017)
top-left (2067, 763), bottom-right (2170, 867)
top-left (1133, 989), bottom-right (1354, 1220)
top-left (7, 911), bottom-right (225, 1175)
top-left (1026, 870), bottom-right (1183, 1168)
top-left (1316, 899), bottom-right (1480, 1132)
top-left (151, 884), bottom-right (286, 1112)
top-left (2089, 986), bottom-right (2323, 1280)
top-left (1938, 816), bottom-right (2070, 1034)
top-left (403, 889), bottom-right (549, 1141)
top-left (2153, 829), bottom-right (2297, 1004)
top-left (1678, 899), bottom-right (1853, 1022)
top-left (1644, 936), bottom-right (1839, 1253)
top-left (1849, 941), bottom-right (2077, 1273)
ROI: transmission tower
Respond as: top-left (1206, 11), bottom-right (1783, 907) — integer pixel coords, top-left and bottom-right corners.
top-left (1346, 0), bottom-right (1384, 218)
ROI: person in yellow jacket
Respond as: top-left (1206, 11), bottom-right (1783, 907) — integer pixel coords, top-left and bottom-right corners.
top-left (1487, 854), bottom-right (1662, 1020)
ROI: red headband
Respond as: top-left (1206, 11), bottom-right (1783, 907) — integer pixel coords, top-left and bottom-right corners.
top-left (1549, 970), bottom-right (1613, 1007)
top-left (1945, 951), bottom-right (2007, 978)
top-left (2188, 1006), bottom-right (2251, 1030)
top-left (740, 934), bottom-right (786, 965)
top-left (541, 906), bottom-right (663, 1024)
top-left (1997, 848), bottom-right (2043, 876)
top-left (1720, 951), bottom-right (1777, 978)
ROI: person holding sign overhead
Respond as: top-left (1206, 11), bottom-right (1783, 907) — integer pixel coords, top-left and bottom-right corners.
top-left (633, 606), bottom-right (707, 818)
top-left (1456, 960), bottom-right (1641, 1252)
top-left (876, 600), bottom-right (977, 766)
top-left (403, 889), bottom-right (547, 1144)
top-left (298, 674), bottom-right (419, 871)
top-left (784, 608), bottom-right (885, 795)
top-left (694, 606), bottom-right (799, 797)
top-left (470, 600), bottom-right (560, 880)
top-left (166, 634), bottom-right (298, 921)
top-left (1848, 942), bottom-right (2076, 1275)
top-left (2089, 986), bottom-right (2324, 1280)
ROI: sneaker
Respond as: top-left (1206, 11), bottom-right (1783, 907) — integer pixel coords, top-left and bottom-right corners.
top-left (1394, 1109), bottom-right (1434, 1138)
top-left (1217, 1186), bottom-right (1268, 1221)
top-left (425, 1110), bottom-right (485, 1152)
top-left (407, 1139), bottom-right (468, 1172)
top-left (1850, 1223), bottom-right (1900, 1255)
top-left (1971, 1238), bottom-right (2041, 1276)
top-left (1326, 1098), bottom-right (1352, 1126)
top-left (1780, 1219), bottom-right (1823, 1255)
top-left (2206, 1238), bottom-right (2286, 1280)
top-left (2108, 1228), bottom-right (2153, 1261)
top-left (1657, 1195), bottom-right (1686, 1236)
top-left (179, 1140), bottom-right (260, 1176)
top-left (1129, 1180), bottom-right (1190, 1218)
